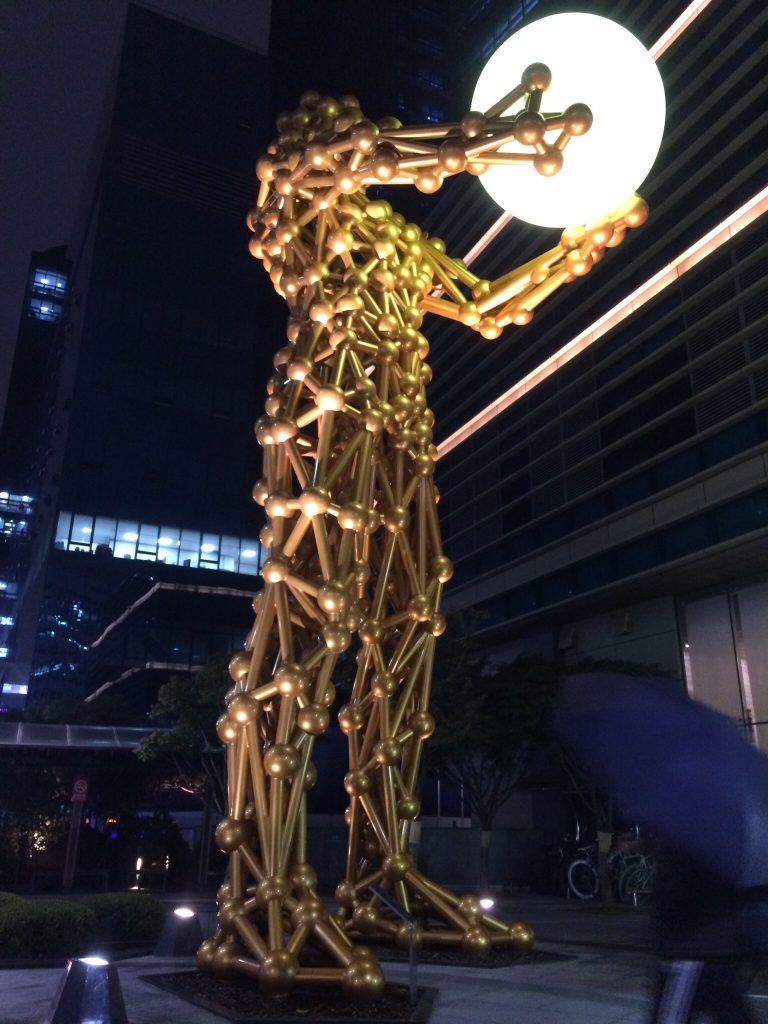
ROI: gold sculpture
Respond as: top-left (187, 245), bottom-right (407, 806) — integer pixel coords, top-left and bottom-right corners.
top-left (197, 66), bottom-right (648, 1000)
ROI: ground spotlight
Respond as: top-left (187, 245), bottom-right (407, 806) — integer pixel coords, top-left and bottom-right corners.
top-left (46, 957), bottom-right (128, 1024)
top-left (154, 904), bottom-right (203, 956)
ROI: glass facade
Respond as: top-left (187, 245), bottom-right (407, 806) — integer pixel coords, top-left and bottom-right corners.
top-left (54, 510), bottom-right (264, 575)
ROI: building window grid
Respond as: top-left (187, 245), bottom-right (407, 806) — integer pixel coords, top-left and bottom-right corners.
top-left (463, 486), bottom-right (768, 631)
top-left (54, 511), bottom-right (264, 577)
top-left (439, 259), bottom-right (768, 562)
top-left (440, 239), bottom-right (768, 515)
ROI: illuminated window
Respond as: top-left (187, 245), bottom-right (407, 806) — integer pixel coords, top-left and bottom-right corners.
top-left (26, 297), bottom-right (63, 322)
top-left (31, 269), bottom-right (68, 297)
top-left (54, 510), bottom-right (262, 576)
top-left (0, 648), bottom-right (8, 659)
top-left (0, 617), bottom-right (13, 626)
top-left (2, 683), bottom-right (26, 694)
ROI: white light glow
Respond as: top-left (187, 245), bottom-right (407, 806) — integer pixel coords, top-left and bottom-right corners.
top-left (174, 907), bottom-right (196, 919)
top-left (479, 897), bottom-right (495, 910)
top-left (80, 956), bottom-right (109, 967)
top-left (471, 14), bottom-right (665, 228)
top-left (241, 549), bottom-right (257, 558)
top-left (157, 537), bottom-right (174, 546)
top-left (200, 543), bottom-right (216, 553)
top-left (123, 532), bottom-right (139, 541)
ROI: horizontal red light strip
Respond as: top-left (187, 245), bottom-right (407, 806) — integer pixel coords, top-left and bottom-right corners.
top-left (438, 186), bottom-right (768, 459)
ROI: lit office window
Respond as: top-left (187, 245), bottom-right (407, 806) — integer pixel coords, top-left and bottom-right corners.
top-left (2, 683), bottom-right (27, 694)
top-left (0, 648), bottom-right (8, 659)
top-left (54, 510), bottom-right (262, 576)
top-left (115, 519), bottom-right (139, 559)
top-left (31, 269), bottom-right (68, 297)
top-left (26, 297), bottom-right (63, 322)
top-left (0, 617), bottom-right (14, 627)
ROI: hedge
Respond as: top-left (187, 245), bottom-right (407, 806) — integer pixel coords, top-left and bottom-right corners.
top-left (0, 891), bottom-right (24, 909)
top-left (81, 892), bottom-right (165, 942)
top-left (0, 899), bottom-right (96, 957)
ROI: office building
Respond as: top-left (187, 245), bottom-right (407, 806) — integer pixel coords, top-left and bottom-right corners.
top-left (1, 4), bottom-right (277, 708)
top-left (420, 0), bottom-right (768, 743)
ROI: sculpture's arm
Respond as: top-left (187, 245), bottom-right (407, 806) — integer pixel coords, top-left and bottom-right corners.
top-left (418, 193), bottom-right (649, 339)
top-left (251, 70), bottom-right (648, 339)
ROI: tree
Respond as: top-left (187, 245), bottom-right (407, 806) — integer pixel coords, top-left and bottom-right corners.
top-left (428, 619), bottom-right (556, 887)
top-left (135, 657), bottom-right (229, 816)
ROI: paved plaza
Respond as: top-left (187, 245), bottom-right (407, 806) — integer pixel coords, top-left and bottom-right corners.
top-left (4, 894), bottom-right (768, 1024)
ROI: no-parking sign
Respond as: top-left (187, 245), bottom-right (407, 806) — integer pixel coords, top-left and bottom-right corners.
top-left (71, 777), bottom-right (89, 803)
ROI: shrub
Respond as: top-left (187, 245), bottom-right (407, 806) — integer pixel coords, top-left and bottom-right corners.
top-left (26, 900), bottom-right (96, 957)
top-left (0, 891), bottom-right (24, 909)
top-left (0, 901), bottom-right (33, 957)
top-left (82, 892), bottom-right (165, 943)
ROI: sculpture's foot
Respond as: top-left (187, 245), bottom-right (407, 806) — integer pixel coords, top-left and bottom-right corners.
top-left (336, 864), bottom-right (534, 956)
top-left (197, 878), bottom-right (385, 1001)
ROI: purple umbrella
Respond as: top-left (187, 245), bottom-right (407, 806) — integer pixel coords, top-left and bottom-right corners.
top-left (555, 673), bottom-right (768, 887)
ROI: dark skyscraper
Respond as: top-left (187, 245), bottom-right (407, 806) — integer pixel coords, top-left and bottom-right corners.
top-left (1, 4), bottom-right (277, 707)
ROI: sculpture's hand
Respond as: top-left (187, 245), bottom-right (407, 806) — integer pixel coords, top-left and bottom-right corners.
top-left (419, 193), bottom-right (649, 339)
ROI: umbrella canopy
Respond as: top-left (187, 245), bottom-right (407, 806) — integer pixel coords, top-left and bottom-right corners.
top-left (555, 673), bottom-right (768, 887)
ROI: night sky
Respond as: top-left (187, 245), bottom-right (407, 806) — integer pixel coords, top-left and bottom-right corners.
top-left (0, 0), bottom-right (271, 431)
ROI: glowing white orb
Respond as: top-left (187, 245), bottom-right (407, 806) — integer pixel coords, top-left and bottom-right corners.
top-left (471, 13), bottom-right (665, 228)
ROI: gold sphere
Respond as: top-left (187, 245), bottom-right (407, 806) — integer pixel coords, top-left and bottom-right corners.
top-left (382, 852), bottom-right (412, 881)
top-left (344, 769), bottom-right (372, 797)
top-left (352, 904), bottom-right (380, 934)
top-left (263, 743), bottom-right (301, 778)
top-left (196, 938), bottom-right (216, 970)
top-left (259, 950), bottom-right (298, 996)
top-left (457, 895), bottom-right (482, 921)
top-left (335, 880), bottom-right (357, 908)
top-left (514, 110), bottom-right (546, 146)
top-left (438, 140), bottom-right (467, 174)
top-left (228, 650), bottom-right (251, 682)
top-left (342, 959), bottom-right (385, 1003)
top-left (296, 702), bottom-right (329, 735)
top-left (374, 737), bottom-right (402, 765)
top-left (323, 621), bottom-right (351, 652)
top-left (338, 502), bottom-right (367, 532)
top-left (564, 102), bottom-right (593, 136)
top-left (228, 693), bottom-right (259, 724)
top-left (299, 486), bottom-right (331, 517)
top-left (262, 556), bottom-right (289, 583)
top-left (316, 384), bottom-right (346, 412)
top-left (397, 793), bottom-right (420, 819)
top-left (338, 704), bottom-right (365, 733)
top-left (522, 62), bottom-right (552, 92)
top-left (408, 710), bottom-right (435, 739)
top-left (461, 925), bottom-right (492, 957)
top-left (461, 111), bottom-right (486, 138)
top-left (534, 147), bottom-right (564, 177)
top-left (371, 671), bottom-right (398, 699)
top-left (274, 662), bottom-right (308, 697)
top-left (291, 861), bottom-right (318, 890)
top-left (215, 817), bottom-right (248, 853)
top-left (216, 713), bottom-right (239, 744)
top-left (509, 920), bottom-right (535, 951)
top-left (291, 897), bottom-right (324, 927)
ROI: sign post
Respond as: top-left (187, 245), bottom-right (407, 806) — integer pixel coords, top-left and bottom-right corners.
top-left (62, 778), bottom-right (88, 893)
